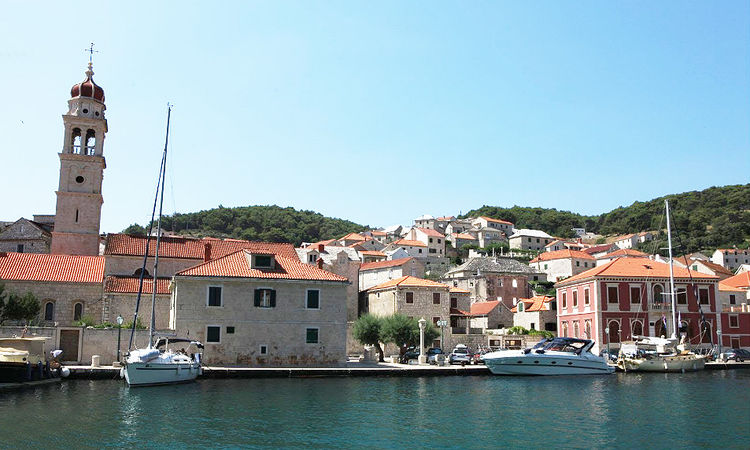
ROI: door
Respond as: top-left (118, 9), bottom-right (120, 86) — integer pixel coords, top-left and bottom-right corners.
top-left (59, 329), bottom-right (81, 363)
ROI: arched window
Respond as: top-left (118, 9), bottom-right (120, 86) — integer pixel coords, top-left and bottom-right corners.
top-left (585, 320), bottom-right (591, 339)
top-left (701, 321), bottom-right (712, 344)
top-left (85, 129), bottom-right (96, 155)
top-left (653, 284), bottom-right (664, 304)
top-left (608, 321), bottom-right (621, 344)
top-left (71, 128), bottom-right (82, 154)
top-left (44, 302), bottom-right (55, 321)
top-left (573, 322), bottom-right (580, 338)
top-left (133, 268), bottom-right (151, 277)
top-left (73, 303), bottom-right (83, 321)
top-left (562, 322), bottom-right (568, 337)
top-left (631, 320), bottom-right (643, 338)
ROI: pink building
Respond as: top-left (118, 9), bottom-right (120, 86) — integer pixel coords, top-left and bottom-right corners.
top-left (554, 258), bottom-right (720, 354)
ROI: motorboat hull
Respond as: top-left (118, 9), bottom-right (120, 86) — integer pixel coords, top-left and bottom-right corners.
top-left (618, 354), bottom-right (705, 372)
top-left (483, 352), bottom-right (614, 376)
top-left (123, 361), bottom-right (201, 387)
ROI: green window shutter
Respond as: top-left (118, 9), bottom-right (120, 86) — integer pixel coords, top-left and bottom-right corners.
top-left (270, 290), bottom-right (276, 308)
top-left (254, 289), bottom-right (261, 307)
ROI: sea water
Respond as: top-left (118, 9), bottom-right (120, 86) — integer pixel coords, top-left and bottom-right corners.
top-left (2, 371), bottom-right (749, 448)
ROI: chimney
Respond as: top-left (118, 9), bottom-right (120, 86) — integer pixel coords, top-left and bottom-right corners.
top-left (204, 242), bottom-right (212, 262)
top-left (318, 243), bottom-right (324, 253)
top-left (317, 257), bottom-right (324, 269)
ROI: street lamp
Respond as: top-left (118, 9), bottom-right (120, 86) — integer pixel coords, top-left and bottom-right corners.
top-left (116, 315), bottom-right (124, 363)
top-left (418, 318), bottom-right (426, 364)
top-left (717, 330), bottom-right (722, 361)
top-left (604, 325), bottom-right (610, 357)
top-left (436, 320), bottom-right (448, 352)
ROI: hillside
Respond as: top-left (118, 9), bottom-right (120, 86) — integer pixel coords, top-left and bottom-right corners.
top-left (463, 184), bottom-right (750, 253)
top-left (123, 205), bottom-right (367, 246)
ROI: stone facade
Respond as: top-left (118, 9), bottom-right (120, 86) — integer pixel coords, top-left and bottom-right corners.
top-left (0, 218), bottom-right (52, 254)
top-left (0, 279), bottom-right (104, 326)
top-left (359, 258), bottom-right (426, 291)
top-left (172, 277), bottom-right (348, 366)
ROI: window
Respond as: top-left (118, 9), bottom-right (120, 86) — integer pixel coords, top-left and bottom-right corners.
top-left (252, 255), bottom-right (274, 269)
top-left (584, 289), bottom-right (590, 305)
top-left (562, 322), bottom-right (568, 337)
top-left (433, 317), bottom-right (439, 325)
top-left (561, 292), bottom-right (567, 309)
top-left (260, 345), bottom-right (268, 355)
top-left (226, 326), bottom-right (235, 334)
top-left (44, 302), bottom-right (54, 321)
top-left (16, 244), bottom-right (23, 253)
top-left (698, 288), bottom-right (709, 305)
top-left (512, 279), bottom-right (517, 288)
top-left (306, 290), bottom-right (320, 309)
top-left (433, 293), bottom-right (440, 304)
top-left (607, 286), bottom-right (618, 304)
top-left (544, 264), bottom-right (548, 270)
top-left (207, 286), bottom-right (222, 307)
top-left (530, 322), bottom-right (536, 330)
top-left (729, 315), bottom-right (739, 328)
top-left (573, 321), bottom-right (579, 338)
top-left (585, 321), bottom-right (591, 339)
top-left (630, 286), bottom-right (641, 304)
top-left (653, 284), bottom-right (664, 303)
top-left (572, 291), bottom-right (578, 307)
top-left (306, 328), bottom-right (319, 344)
top-left (406, 292), bottom-right (414, 304)
top-left (73, 303), bottom-right (83, 321)
top-left (450, 297), bottom-right (457, 308)
top-left (576, 261), bottom-right (580, 267)
top-left (206, 326), bottom-right (221, 343)
top-left (438, 239), bottom-right (441, 244)
top-left (418, 249), bottom-right (422, 254)
top-left (308, 254), bottom-right (317, 263)
top-left (677, 289), bottom-right (687, 305)
top-left (254, 288), bottom-right (276, 308)
top-left (730, 294), bottom-right (736, 305)
top-left (429, 238), bottom-right (433, 243)
top-left (631, 320), bottom-right (643, 337)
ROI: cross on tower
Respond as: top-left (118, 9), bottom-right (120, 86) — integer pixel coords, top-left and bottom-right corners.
top-left (85, 42), bottom-right (98, 65)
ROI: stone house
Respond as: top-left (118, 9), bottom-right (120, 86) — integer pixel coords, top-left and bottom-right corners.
top-left (529, 249), bottom-right (596, 282)
top-left (172, 248), bottom-right (350, 366)
top-left (508, 229), bottom-right (554, 251)
top-left (672, 257), bottom-right (735, 280)
top-left (595, 248), bottom-right (649, 266)
top-left (359, 257), bottom-right (425, 291)
top-left (511, 296), bottom-right (557, 333)
top-left (467, 227), bottom-right (507, 249)
top-left (384, 238), bottom-right (428, 259)
top-left (0, 218), bottom-right (53, 254)
top-left (406, 227), bottom-right (446, 257)
top-left (446, 232), bottom-right (477, 249)
top-left (612, 233), bottom-right (639, 250)
top-left (103, 275), bottom-right (171, 329)
top-left (442, 257), bottom-right (544, 308)
top-left (711, 248), bottom-right (750, 272)
top-left (471, 217), bottom-right (514, 235)
top-left (445, 219), bottom-right (474, 236)
top-left (464, 300), bottom-right (509, 331)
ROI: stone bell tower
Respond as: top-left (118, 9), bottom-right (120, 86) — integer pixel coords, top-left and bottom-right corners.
top-left (50, 61), bottom-right (107, 255)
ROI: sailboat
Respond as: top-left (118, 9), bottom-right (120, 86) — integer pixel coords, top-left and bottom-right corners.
top-left (616, 200), bottom-right (706, 372)
top-left (122, 106), bottom-right (203, 387)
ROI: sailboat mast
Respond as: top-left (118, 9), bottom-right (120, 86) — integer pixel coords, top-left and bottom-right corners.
top-left (665, 199), bottom-right (678, 339)
top-left (148, 106), bottom-right (171, 347)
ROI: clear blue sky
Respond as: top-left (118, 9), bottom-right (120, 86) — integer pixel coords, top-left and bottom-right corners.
top-left (1, 2), bottom-right (748, 232)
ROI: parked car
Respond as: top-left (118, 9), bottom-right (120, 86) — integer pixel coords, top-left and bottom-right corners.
top-left (472, 348), bottom-right (491, 365)
top-left (449, 344), bottom-right (472, 365)
top-left (722, 348), bottom-right (750, 362)
top-left (401, 347), bottom-right (444, 364)
top-left (427, 348), bottom-right (444, 364)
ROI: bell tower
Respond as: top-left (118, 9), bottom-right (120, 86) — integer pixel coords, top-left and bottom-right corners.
top-left (50, 61), bottom-right (107, 255)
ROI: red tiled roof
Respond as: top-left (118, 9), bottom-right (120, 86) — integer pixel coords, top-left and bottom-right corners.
top-left (0, 252), bottom-right (104, 283)
top-left (369, 230), bottom-right (387, 236)
top-left (104, 276), bottom-right (171, 295)
top-left (360, 251), bottom-right (386, 256)
top-left (340, 232), bottom-right (367, 241)
top-left (368, 276), bottom-right (448, 291)
top-left (479, 216), bottom-right (513, 225)
top-left (722, 271), bottom-right (750, 289)
top-left (415, 227), bottom-right (445, 238)
top-left (583, 244), bottom-right (613, 255)
top-left (718, 282), bottom-right (746, 292)
top-left (177, 250), bottom-right (348, 282)
top-left (202, 238), bottom-right (298, 260)
top-left (598, 248), bottom-right (648, 259)
top-left (452, 233), bottom-right (476, 240)
top-left (450, 287), bottom-right (471, 294)
top-left (470, 300), bottom-right (501, 316)
top-left (530, 249), bottom-right (594, 263)
top-left (360, 258), bottom-right (414, 271)
top-left (677, 258), bottom-right (734, 277)
top-left (436, 216), bottom-right (455, 221)
top-left (511, 296), bottom-right (553, 313)
top-left (557, 258), bottom-right (719, 286)
top-left (105, 234), bottom-right (205, 259)
top-left (392, 239), bottom-right (427, 247)
top-left (450, 307), bottom-right (471, 316)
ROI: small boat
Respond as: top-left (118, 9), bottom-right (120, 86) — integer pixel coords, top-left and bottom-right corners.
top-left (0, 336), bottom-right (66, 383)
top-left (617, 336), bottom-right (705, 372)
top-left (122, 106), bottom-right (203, 387)
top-left (482, 337), bottom-right (615, 376)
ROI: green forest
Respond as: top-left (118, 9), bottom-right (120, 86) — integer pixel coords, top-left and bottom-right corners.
top-left (464, 184), bottom-right (750, 254)
top-left (123, 184), bottom-right (750, 254)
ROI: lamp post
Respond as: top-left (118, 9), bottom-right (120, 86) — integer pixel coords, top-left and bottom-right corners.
top-left (717, 330), bottom-right (722, 361)
top-left (116, 315), bottom-right (124, 363)
top-left (436, 320), bottom-right (448, 352)
top-left (604, 325), bottom-right (610, 358)
top-left (418, 318), bottom-right (427, 364)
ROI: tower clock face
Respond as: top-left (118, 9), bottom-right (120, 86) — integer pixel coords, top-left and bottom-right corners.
top-left (76, 176), bottom-right (85, 184)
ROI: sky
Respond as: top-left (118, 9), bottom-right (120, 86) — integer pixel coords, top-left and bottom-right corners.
top-left (1, 2), bottom-right (748, 232)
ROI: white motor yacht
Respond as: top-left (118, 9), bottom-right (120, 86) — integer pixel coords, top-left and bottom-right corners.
top-left (483, 337), bottom-right (615, 376)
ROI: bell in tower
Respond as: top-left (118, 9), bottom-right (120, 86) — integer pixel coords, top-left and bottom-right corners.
top-left (50, 59), bottom-right (108, 256)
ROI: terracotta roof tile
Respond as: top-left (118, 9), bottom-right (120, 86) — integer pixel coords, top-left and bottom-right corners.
top-left (104, 276), bottom-right (171, 295)
top-left (479, 216), bottom-right (513, 225)
top-left (450, 307), bottom-right (471, 316)
top-left (340, 232), bottom-right (367, 241)
top-left (470, 300), bottom-right (501, 316)
top-left (368, 276), bottom-right (448, 291)
top-left (360, 251), bottom-right (386, 256)
top-left (718, 282), bottom-right (746, 292)
top-left (583, 244), bottom-right (613, 255)
top-left (722, 271), bottom-right (750, 289)
top-left (530, 249), bottom-right (595, 263)
top-left (557, 258), bottom-right (719, 286)
top-left (392, 239), bottom-right (427, 247)
top-left (449, 287), bottom-right (471, 294)
top-left (105, 234), bottom-right (205, 259)
top-left (360, 258), bottom-right (415, 271)
top-left (177, 250), bottom-right (348, 282)
top-left (0, 252), bottom-right (104, 283)
top-left (369, 230), bottom-right (387, 236)
top-left (202, 239), bottom-right (298, 260)
top-left (415, 228), bottom-right (445, 238)
top-left (598, 248), bottom-right (648, 259)
top-left (452, 233), bottom-right (476, 240)
top-left (511, 296), bottom-right (553, 313)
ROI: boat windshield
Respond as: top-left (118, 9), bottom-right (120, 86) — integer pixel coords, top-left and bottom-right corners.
top-left (540, 338), bottom-right (590, 354)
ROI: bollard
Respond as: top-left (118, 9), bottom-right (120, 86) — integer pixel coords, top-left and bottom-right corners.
top-left (91, 355), bottom-right (100, 367)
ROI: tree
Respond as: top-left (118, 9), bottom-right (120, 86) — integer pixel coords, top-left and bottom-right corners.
top-left (122, 224), bottom-right (147, 236)
top-left (381, 314), bottom-right (440, 356)
top-left (0, 291), bottom-right (40, 325)
top-left (352, 314), bottom-right (385, 362)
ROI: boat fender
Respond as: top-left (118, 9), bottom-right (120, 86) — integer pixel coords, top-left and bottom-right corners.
top-left (60, 367), bottom-right (70, 378)
top-left (536, 350), bottom-right (545, 354)
top-left (119, 367), bottom-right (124, 379)
top-left (523, 349), bottom-right (531, 354)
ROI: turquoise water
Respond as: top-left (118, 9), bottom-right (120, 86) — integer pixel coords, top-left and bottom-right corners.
top-left (2, 371), bottom-right (749, 449)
